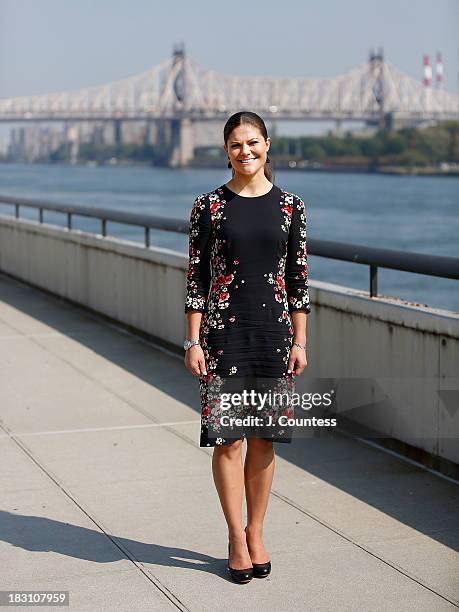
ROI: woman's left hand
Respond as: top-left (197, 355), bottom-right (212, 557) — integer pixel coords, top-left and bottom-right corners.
top-left (287, 344), bottom-right (308, 376)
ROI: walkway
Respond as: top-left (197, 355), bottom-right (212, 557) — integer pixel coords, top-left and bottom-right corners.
top-left (0, 273), bottom-right (458, 611)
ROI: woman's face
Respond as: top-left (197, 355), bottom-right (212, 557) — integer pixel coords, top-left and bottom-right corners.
top-left (224, 124), bottom-right (270, 177)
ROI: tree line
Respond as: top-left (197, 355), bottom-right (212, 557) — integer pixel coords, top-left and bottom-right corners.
top-left (268, 121), bottom-right (459, 168)
top-left (47, 120), bottom-right (459, 168)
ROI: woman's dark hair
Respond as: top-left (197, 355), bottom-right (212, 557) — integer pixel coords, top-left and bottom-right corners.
top-left (223, 111), bottom-right (273, 182)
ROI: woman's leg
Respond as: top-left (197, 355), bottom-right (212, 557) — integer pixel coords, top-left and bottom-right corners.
top-left (244, 437), bottom-right (274, 564)
top-left (212, 439), bottom-right (252, 569)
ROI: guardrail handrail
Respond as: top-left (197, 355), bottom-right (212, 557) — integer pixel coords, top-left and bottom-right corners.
top-left (1, 194), bottom-right (458, 298)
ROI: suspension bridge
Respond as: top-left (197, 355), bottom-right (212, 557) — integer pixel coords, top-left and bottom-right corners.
top-left (2, 44), bottom-right (458, 166)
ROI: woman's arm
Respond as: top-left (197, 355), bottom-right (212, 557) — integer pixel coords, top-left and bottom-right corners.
top-left (291, 310), bottom-right (307, 344)
top-left (184, 194), bottom-right (211, 376)
top-left (184, 194), bottom-right (212, 314)
top-left (186, 310), bottom-right (203, 341)
top-left (285, 195), bottom-right (311, 375)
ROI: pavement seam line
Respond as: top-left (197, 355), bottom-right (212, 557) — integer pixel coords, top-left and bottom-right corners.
top-left (2, 278), bottom-right (457, 602)
top-left (2, 333), bottom-right (456, 607)
top-left (0, 312), bottom-right (205, 450)
top-left (0, 331), bottom-right (102, 339)
top-left (351, 435), bottom-right (459, 486)
top-left (3, 277), bottom-right (455, 484)
top-left (0, 421), bottom-right (202, 439)
top-left (271, 488), bottom-right (459, 608)
top-left (0, 421), bottom-right (190, 612)
top-left (98, 309), bottom-right (459, 486)
top-left (0, 310), bottom-right (215, 459)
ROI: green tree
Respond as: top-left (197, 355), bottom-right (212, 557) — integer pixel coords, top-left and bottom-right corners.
top-left (361, 138), bottom-right (382, 157)
top-left (305, 143), bottom-right (326, 162)
top-left (397, 148), bottom-right (429, 167)
top-left (384, 133), bottom-right (405, 154)
top-left (417, 127), bottom-right (449, 163)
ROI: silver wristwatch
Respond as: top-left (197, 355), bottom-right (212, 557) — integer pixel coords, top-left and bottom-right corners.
top-left (183, 339), bottom-right (200, 351)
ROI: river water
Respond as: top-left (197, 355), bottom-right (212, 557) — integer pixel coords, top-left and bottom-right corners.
top-left (0, 162), bottom-right (457, 312)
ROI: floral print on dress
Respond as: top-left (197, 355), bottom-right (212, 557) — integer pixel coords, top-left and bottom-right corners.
top-left (199, 372), bottom-right (296, 445)
top-left (185, 184), bottom-right (311, 447)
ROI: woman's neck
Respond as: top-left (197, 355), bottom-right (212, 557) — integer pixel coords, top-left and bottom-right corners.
top-left (226, 174), bottom-right (272, 197)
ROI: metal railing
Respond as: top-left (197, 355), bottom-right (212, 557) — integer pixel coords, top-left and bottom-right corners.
top-left (1, 194), bottom-right (458, 298)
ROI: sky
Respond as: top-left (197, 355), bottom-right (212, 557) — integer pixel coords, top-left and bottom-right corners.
top-left (0, 0), bottom-right (458, 138)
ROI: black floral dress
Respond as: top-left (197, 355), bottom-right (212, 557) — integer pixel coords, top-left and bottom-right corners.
top-left (185, 183), bottom-right (311, 447)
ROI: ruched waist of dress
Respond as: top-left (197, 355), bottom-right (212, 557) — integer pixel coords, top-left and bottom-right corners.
top-left (210, 271), bottom-right (286, 288)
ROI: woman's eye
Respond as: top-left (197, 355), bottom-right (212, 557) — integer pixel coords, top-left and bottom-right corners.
top-left (231, 142), bottom-right (258, 148)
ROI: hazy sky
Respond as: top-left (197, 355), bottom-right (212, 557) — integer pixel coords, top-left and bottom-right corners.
top-left (1, 0), bottom-right (458, 95)
top-left (0, 0), bottom-right (457, 138)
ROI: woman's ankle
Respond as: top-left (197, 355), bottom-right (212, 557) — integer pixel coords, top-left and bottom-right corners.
top-left (228, 527), bottom-right (246, 540)
top-left (246, 522), bottom-right (264, 535)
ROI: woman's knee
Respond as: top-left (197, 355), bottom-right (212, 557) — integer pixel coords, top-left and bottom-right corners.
top-left (246, 437), bottom-right (273, 451)
top-left (214, 438), bottom-right (243, 456)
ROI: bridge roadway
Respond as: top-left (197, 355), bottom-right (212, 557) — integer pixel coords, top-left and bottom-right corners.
top-left (0, 272), bottom-right (458, 611)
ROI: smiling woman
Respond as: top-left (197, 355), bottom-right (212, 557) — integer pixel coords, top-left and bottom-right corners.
top-left (223, 112), bottom-right (273, 191)
top-left (183, 110), bottom-right (311, 584)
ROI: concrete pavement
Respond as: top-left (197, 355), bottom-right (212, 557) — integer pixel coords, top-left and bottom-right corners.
top-left (0, 272), bottom-right (458, 612)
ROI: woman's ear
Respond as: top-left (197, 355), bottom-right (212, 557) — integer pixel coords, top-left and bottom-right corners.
top-left (266, 137), bottom-right (271, 152)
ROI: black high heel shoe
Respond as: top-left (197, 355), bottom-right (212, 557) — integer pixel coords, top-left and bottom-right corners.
top-left (245, 526), bottom-right (271, 578)
top-left (227, 540), bottom-right (253, 584)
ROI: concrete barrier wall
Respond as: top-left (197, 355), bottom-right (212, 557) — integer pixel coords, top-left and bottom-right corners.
top-left (1, 216), bottom-right (458, 470)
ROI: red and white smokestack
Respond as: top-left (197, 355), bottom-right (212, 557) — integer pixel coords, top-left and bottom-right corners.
top-left (423, 55), bottom-right (432, 88)
top-left (435, 51), bottom-right (444, 89)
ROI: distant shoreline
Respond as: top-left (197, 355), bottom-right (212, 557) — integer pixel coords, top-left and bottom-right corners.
top-left (191, 160), bottom-right (459, 177)
top-left (1, 159), bottom-right (458, 177)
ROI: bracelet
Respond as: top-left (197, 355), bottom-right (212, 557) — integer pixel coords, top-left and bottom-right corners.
top-left (293, 342), bottom-right (306, 350)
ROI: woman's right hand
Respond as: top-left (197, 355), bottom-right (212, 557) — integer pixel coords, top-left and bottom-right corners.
top-left (184, 345), bottom-right (208, 378)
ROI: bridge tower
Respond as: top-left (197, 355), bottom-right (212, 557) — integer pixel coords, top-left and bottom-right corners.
top-left (62, 122), bottom-right (80, 164)
top-left (368, 47), bottom-right (387, 130)
top-left (157, 43), bottom-right (194, 167)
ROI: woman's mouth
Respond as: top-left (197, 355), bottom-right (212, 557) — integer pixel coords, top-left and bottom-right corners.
top-left (239, 158), bottom-right (258, 165)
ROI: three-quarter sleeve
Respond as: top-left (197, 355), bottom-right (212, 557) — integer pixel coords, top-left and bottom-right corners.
top-left (184, 194), bottom-right (212, 313)
top-left (285, 195), bottom-right (311, 314)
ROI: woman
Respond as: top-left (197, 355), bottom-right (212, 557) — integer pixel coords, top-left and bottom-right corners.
top-left (184, 111), bottom-right (311, 583)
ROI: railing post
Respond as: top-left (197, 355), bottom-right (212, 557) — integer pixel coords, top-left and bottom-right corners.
top-left (39, 208), bottom-right (43, 223)
top-left (145, 227), bottom-right (150, 248)
top-left (101, 219), bottom-right (107, 236)
top-left (370, 265), bottom-right (378, 297)
top-left (15, 204), bottom-right (19, 218)
top-left (67, 212), bottom-right (72, 230)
